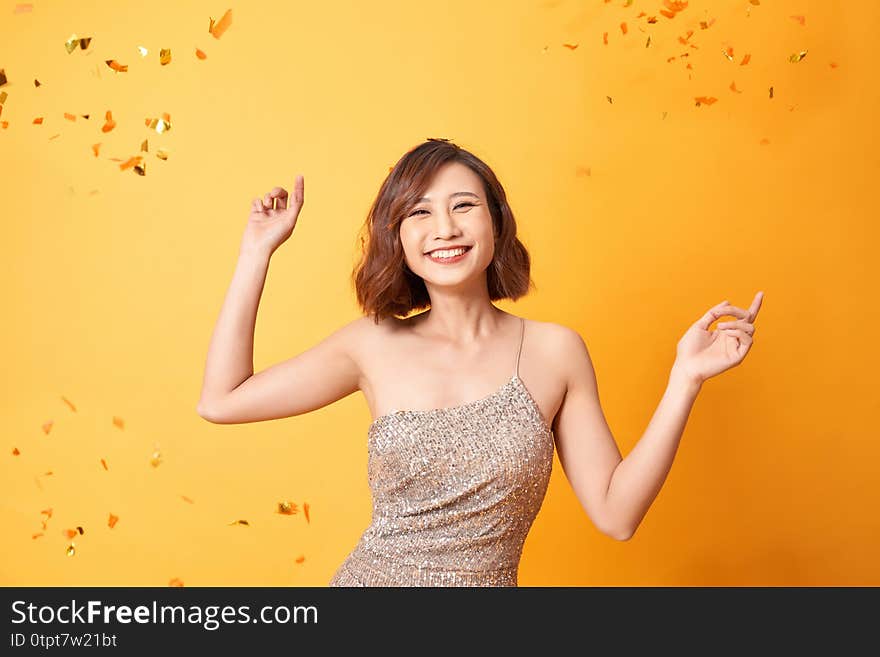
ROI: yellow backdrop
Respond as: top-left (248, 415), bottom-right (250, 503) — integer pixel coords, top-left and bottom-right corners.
top-left (2, 0), bottom-right (877, 586)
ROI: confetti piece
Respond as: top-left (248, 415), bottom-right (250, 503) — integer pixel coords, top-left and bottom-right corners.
top-left (788, 50), bottom-right (807, 63)
top-left (209, 9), bottom-right (233, 39)
top-left (77, 526), bottom-right (84, 535)
top-left (769, 86), bottom-right (774, 99)
top-left (0, 90), bottom-right (6, 102)
top-left (740, 53), bottom-right (751, 66)
top-left (156, 148), bottom-right (169, 160)
top-left (149, 445), bottom-right (162, 467)
top-left (699, 18), bottom-right (716, 30)
top-left (63, 529), bottom-right (77, 539)
top-left (664, 0), bottom-right (688, 10)
top-left (620, 22), bottom-right (627, 35)
top-left (100, 458), bottom-right (108, 470)
top-left (112, 415), bottom-right (124, 429)
top-left (606, 96), bottom-right (612, 104)
top-left (141, 139), bottom-right (149, 152)
top-left (624, 0), bottom-right (633, 7)
top-left (41, 508), bottom-right (53, 519)
top-left (61, 396), bottom-right (77, 412)
top-left (749, 0), bottom-right (760, 5)
top-left (160, 49), bottom-right (171, 65)
top-left (44, 470), bottom-right (53, 476)
top-left (602, 32), bottom-right (608, 45)
top-left (133, 162), bottom-right (146, 175)
top-left (169, 578), bottom-right (184, 587)
top-left (229, 519), bottom-right (250, 526)
top-left (64, 112), bottom-right (76, 122)
top-left (102, 111), bottom-right (116, 133)
top-left (730, 81), bottom-right (742, 93)
top-left (829, 61), bottom-right (838, 69)
top-left (181, 495), bottom-right (195, 504)
top-left (660, 9), bottom-right (675, 19)
top-left (759, 138), bottom-right (770, 145)
top-left (92, 143), bottom-right (101, 157)
top-left (790, 15), bottom-right (805, 27)
top-left (646, 16), bottom-right (657, 24)
top-left (722, 46), bottom-right (734, 62)
top-left (105, 60), bottom-right (128, 73)
top-left (562, 43), bottom-right (578, 50)
top-left (277, 501), bottom-right (298, 515)
top-left (42, 420), bottom-right (53, 434)
top-left (196, 48), bottom-right (207, 60)
top-left (14, 4), bottom-right (33, 13)
top-left (137, 46), bottom-right (148, 57)
top-left (34, 78), bottom-right (42, 87)
top-left (108, 513), bottom-right (119, 528)
top-left (145, 113), bottom-right (171, 133)
top-left (66, 543), bottom-right (76, 557)
top-left (13, 447), bottom-right (20, 455)
top-left (32, 532), bottom-right (43, 539)
top-left (645, 35), bottom-right (651, 48)
top-left (303, 502), bottom-right (310, 524)
top-left (295, 555), bottom-right (305, 564)
top-left (694, 96), bottom-right (717, 106)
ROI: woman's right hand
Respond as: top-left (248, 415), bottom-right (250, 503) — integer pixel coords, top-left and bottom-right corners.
top-left (240, 175), bottom-right (304, 258)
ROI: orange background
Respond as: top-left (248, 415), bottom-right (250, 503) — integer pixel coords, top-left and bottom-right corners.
top-left (2, 0), bottom-right (878, 586)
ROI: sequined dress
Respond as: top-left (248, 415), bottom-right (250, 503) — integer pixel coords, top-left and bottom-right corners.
top-left (329, 317), bottom-right (555, 587)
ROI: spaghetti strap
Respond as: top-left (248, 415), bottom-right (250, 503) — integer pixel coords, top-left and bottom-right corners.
top-left (515, 317), bottom-right (525, 379)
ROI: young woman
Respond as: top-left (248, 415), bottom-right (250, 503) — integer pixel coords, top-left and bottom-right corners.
top-left (197, 139), bottom-right (763, 586)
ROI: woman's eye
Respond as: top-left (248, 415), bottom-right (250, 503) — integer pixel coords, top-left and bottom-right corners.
top-left (409, 202), bottom-right (475, 217)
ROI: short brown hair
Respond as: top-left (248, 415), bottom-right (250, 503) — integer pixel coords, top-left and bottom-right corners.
top-left (351, 139), bottom-right (534, 324)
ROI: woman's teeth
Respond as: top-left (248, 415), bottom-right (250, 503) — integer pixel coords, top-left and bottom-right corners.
top-left (427, 247), bottom-right (468, 259)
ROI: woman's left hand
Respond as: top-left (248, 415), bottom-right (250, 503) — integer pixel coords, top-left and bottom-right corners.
top-left (672, 292), bottom-right (764, 385)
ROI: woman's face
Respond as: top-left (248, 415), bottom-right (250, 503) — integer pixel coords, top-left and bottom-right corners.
top-left (399, 161), bottom-right (495, 289)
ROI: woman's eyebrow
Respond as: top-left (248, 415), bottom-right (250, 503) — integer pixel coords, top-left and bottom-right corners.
top-left (417, 191), bottom-right (480, 203)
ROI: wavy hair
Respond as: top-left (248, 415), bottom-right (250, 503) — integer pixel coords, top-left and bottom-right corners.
top-left (351, 139), bottom-right (534, 324)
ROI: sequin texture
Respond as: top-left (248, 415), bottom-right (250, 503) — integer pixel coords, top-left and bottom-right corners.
top-left (329, 318), bottom-right (554, 587)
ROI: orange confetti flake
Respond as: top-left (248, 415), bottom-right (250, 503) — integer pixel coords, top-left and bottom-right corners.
top-left (790, 15), bottom-right (805, 26)
top-left (33, 117), bottom-right (44, 125)
top-left (108, 513), bottom-right (119, 528)
top-left (195, 48), bottom-right (207, 60)
top-left (660, 9), bottom-right (675, 19)
top-left (61, 396), bottom-right (77, 412)
top-left (759, 138), bottom-right (770, 145)
top-left (646, 16), bottom-right (658, 24)
top-left (730, 81), bottom-right (742, 93)
top-left (63, 528), bottom-right (77, 539)
top-left (664, 0), bottom-right (688, 10)
top-left (112, 416), bottom-right (124, 429)
top-left (562, 43), bottom-right (578, 50)
top-left (620, 22), bottom-right (627, 35)
top-left (277, 501), bottom-right (298, 515)
top-left (41, 508), bottom-right (53, 519)
top-left (1, 121), bottom-right (7, 129)
top-left (12, 447), bottom-right (20, 455)
top-left (209, 9), bottom-right (233, 39)
top-left (105, 60), bottom-right (128, 73)
top-left (181, 495), bottom-right (195, 504)
top-left (603, 32), bottom-right (608, 45)
top-left (699, 18), bottom-right (716, 30)
top-left (740, 53), bottom-right (751, 66)
top-left (229, 519), bottom-right (250, 526)
top-left (42, 420), bottom-right (53, 435)
top-left (102, 110), bottom-right (116, 133)
top-left (32, 532), bottom-right (43, 539)
top-left (303, 502), bottom-right (310, 524)
top-left (295, 555), bottom-right (305, 564)
top-left (829, 61), bottom-right (839, 69)
top-left (64, 112), bottom-right (76, 122)
top-left (92, 143), bottom-right (101, 157)
top-left (66, 543), bottom-right (76, 557)
top-left (100, 458), bottom-right (108, 470)
top-left (694, 96), bottom-right (717, 106)
top-left (169, 577), bottom-right (184, 587)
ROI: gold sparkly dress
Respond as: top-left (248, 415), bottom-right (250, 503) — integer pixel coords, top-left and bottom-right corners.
top-left (329, 317), bottom-right (555, 587)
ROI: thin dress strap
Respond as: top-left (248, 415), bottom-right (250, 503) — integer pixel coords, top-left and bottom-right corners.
top-left (514, 317), bottom-right (525, 379)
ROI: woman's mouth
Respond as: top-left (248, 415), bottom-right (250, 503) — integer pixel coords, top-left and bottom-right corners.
top-left (424, 245), bottom-right (472, 264)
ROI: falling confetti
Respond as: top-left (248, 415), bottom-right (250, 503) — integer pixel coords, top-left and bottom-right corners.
top-left (303, 502), bottom-right (310, 524)
top-left (108, 513), bottom-right (119, 528)
top-left (229, 519), bottom-right (250, 526)
top-left (209, 9), bottom-right (233, 39)
top-left (181, 495), bottom-right (195, 504)
top-left (562, 43), bottom-right (578, 50)
top-left (769, 86), bottom-right (774, 99)
top-left (112, 416), bottom-right (124, 429)
top-left (603, 32), bottom-right (608, 45)
top-left (105, 60), bottom-right (128, 73)
top-left (169, 578), bottom-right (184, 587)
top-left (740, 53), bottom-right (751, 66)
top-left (91, 143), bottom-right (101, 157)
top-left (145, 112), bottom-right (171, 133)
top-left (32, 532), bottom-right (43, 539)
top-left (100, 458), bottom-right (108, 470)
top-left (295, 555), bottom-right (305, 564)
top-left (195, 48), bottom-right (207, 60)
top-left (101, 110), bottom-right (116, 133)
top-left (12, 447), bottom-right (21, 455)
top-left (61, 396), bottom-right (77, 412)
top-left (759, 138), bottom-right (770, 145)
top-left (149, 445), bottom-right (162, 467)
top-left (730, 81), bottom-right (742, 93)
top-left (159, 49), bottom-right (171, 66)
top-left (620, 22), bottom-right (627, 35)
top-left (66, 543), bottom-right (76, 557)
top-left (790, 15), bottom-right (805, 27)
top-left (277, 501), bottom-right (298, 515)
top-left (63, 529), bottom-right (77, 539)
top-left (64, 35), bottom-right (91, 54)
top-left (64, 113), bottom-right (76, 121)
top-left (694, 96), bottom-right (717, 106)
top-left (137, 46), bottom-right (148, 57)
top-left (42, 420), bottom-right (53, 435)
top-left (788, 50), bottom-right (807, 63)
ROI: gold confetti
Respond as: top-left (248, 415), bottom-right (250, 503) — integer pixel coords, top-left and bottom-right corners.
top-left (108, 513), bottom-right (119, 528)
top-left (620, 22), bottom-right (627, 35)
top-left (137, 46), bottom-right (148, 57)
top-left (645, 35), bottom-right (651, 48)
top-left (694, 96), bottom-right (717, 106)
top-left (32, 532), bottom-right (43, 539)
top-left (61, 396), bottom-right (77, 412)
top-left (303, 502), bottom-right (310, 524)
top-left (749, 0), bottom-right (760, 5)
top-left (0, 90), bottom-right (7, 102)
top-left (105, 60), bottom-right (128, 73)
top-left (277, 501), bottom-right (298, 515)
top-left (100, 458), bottom-right (108, 470)
top-left (149, 445), bottom-right (162, 467)
top-left (92, 143), bottom-right (101, 157)
top-left (209, 9), bottom-right (233, 39)
top-left (602, 32), bottom-right (608, 45)
top-left (769, 86), bottom-right (774, 99)
top-left (102, 111), bottom-right (116, 133)
top-left (169, 578), bottom-right (184, 587)
top-left (295, 555), bottom-right (305, 564)
top-left (606, 96), bottom-right (612, 104)
top-left (790, 15), bottom-right (805, 27)
top-left (181, 495), bottom-right (195, 504)
top-left (229, 519), bottom-right (250, 526)
top-left (156, 148), bottom-right (169, 160)
top-left (562, 43), bottom-right (578, 50)
top-left (64, 112), bottom-right (76, 122)
top-left (41, 508), bottom-right (53, 519)
top-left (195, 48), bottom-right (207, 60)
top-left (66, 543), bottom-right (76, 557)
top-left (34, 78), bottom-right (41, 87)
top-left (42, 420), bottom-right (53, 435)
top-left (112, 415), bottom-right (124, 429)
top-left (730, 81), bottom-right (742, 93)
top-left (145, 112), bottom-right (171, 133)
top-left (740, 53), bottom-right (751, 66)
top-left (12, 446), bottom-right (20, 455)
top-left (788, 50), bottom-right (807, 63)
top-left (160, 49), bottom-right (171, 65)
top-left (722, 46), bottom-right (734, 62)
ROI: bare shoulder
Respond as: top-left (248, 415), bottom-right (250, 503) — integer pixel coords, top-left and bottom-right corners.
top-left (527, 319), bottom-right (590, 368)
